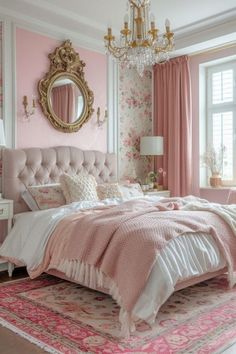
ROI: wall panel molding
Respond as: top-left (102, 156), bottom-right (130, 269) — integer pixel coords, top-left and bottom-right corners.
top-left (1, 18), bottom-right (16, 148)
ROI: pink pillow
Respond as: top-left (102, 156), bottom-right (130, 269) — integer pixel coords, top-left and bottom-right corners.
top-left (22, 184), bottom-right (66, 210)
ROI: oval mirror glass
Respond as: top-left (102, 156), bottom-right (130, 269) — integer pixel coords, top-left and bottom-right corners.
top-left (49, 76), bottom-right (85, 124)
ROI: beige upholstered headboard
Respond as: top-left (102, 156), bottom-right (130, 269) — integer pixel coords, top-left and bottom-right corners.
top-left (2, 146), bottom-right (117, 214)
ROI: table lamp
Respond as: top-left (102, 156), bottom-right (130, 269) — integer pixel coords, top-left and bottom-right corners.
top-left (140, 136), bottom-right (164, 188)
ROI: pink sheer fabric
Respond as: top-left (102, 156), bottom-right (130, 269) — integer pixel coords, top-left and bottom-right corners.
top-left (153, 55), bottom-right (192, 197)
top-left (51, 84), bottom-right (75, 123)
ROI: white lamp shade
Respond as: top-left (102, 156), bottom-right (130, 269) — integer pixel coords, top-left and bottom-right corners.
top-left (0, 120), bottom-right (6, 147)
top-left (140, 136), bottom-right (163, 156)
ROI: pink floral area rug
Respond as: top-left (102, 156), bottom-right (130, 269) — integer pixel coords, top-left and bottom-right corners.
top-left (0, 275), bottom-right (236, 354)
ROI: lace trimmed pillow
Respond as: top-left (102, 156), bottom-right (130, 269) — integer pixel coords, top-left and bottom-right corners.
top-left (60, 173), bottom-right (98, 203)
top-left (97, 183), bottom-right (122, 200)
top-left (118, 183), bottom-right (144, 199)
top-left (22, 184), bottom-right (66, 211)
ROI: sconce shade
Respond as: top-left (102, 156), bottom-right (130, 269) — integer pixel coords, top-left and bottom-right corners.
top-left (0, 119), bottom-right (6, 147)
top-left (140, 136), bottom-right (163, 156)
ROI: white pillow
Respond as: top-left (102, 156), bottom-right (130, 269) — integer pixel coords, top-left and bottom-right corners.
top-left (118, 183), bottom-right (144, 199)
top-left (60, 173), bottom-right (98, 203)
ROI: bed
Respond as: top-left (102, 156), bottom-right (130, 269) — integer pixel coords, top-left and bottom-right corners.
top-left (0, 146), bottom-right (235, 336)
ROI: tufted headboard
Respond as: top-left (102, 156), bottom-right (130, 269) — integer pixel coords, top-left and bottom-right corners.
top-left (2, 146), bottom-right (117, 214)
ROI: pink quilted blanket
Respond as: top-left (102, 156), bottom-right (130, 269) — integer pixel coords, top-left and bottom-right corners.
top-left (30, 199), bottom-right (236, 314)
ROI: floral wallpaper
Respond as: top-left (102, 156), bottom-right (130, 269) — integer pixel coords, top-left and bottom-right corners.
top-left (0, 22), bottom-right (2, 120)
top-left (0, 22), bottom-right (3, 190)
top-left (119, 64), bottom-right (152, 182)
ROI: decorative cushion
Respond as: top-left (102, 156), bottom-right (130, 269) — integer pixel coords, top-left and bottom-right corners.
top-left (118, 183), bottom-right (144, 199)
top-left (60, 173), bottom-right (98, 203)
top-left (22, 184), bottom-right (66, 211)
top-left (21, 190), bottom-right (39, 211)
top-left (97, 183), bottom-right (122, 200)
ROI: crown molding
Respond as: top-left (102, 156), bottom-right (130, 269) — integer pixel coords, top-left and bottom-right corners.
top-left (175, 8), bottom-right (236, 36)
top-left (174, 8), bottom-right (236, 52)
top-left (21, 0), bottom-right (106, 33)
top-left (0, 5), bottom-right (105, 54)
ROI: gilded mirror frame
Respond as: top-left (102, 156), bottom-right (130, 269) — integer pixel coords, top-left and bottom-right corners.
top-left (38, 40), bottom-right (94, 133)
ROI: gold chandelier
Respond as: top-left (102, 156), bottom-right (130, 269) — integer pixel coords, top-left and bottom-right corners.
top-left (104, 0), bottom-right (174, 76)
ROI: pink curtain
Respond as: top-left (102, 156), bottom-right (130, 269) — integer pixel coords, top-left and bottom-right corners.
top-left (51, 84), bottom-right (75, 123)
top-left (153, 55), bottom-right (192, 196)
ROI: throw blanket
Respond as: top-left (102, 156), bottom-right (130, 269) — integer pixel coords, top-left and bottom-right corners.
top-left (30, 198), bottom-right (236, 333)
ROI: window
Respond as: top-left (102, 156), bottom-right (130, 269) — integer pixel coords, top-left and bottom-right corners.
top-left (207, 60), bottom-right (236, 185)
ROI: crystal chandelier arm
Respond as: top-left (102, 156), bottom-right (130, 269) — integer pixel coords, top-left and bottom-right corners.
top-left (105, 43), bottom-right (128, 59)
top-left (104, 38), bottom-right (128, 59)
top-left (155, 31), bottom-right (174, 53)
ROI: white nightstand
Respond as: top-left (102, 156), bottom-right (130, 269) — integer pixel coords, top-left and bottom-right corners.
top-left (0, 199), bottom-right (14, 277)
top-left (144, 190), bottom-right (170, 198)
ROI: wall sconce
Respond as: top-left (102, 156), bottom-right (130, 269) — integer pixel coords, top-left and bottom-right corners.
top-left (23, 96), bottom-right (36, 120)
top-left (97, 107), bottom-right (108, 127)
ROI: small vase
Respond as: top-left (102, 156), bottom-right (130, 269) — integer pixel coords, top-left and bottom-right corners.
top-left (210, 175), bottom-right (222, 188)
top-left (148, 182), bottom-right (154, 190)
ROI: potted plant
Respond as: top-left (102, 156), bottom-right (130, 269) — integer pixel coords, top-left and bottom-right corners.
top-left (147, 168), bottom-right (166, 190)
top-left (147, 171), bottom-right (157, 189)
top-left (201, 146), bottom-right (226, 187)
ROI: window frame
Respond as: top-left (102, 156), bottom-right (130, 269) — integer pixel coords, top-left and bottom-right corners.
top-left (206, 60), bottom-right (236, 186)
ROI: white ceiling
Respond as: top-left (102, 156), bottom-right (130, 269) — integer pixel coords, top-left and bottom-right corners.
top-left (40, 0), bottom-right (236, 31)
top-left (0, 0), bottom-right (236, 54)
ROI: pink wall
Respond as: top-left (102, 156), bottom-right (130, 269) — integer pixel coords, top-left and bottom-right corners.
top-left (16, 28), bottom-right (107, 151)
top-left (189, 45), bottom-right (236, 202)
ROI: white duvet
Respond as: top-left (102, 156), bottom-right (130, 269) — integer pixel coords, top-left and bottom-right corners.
top-left (0, 196), bottom-right (227, 329)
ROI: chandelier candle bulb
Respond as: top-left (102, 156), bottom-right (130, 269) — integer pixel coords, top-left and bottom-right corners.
top-left (150, 13), bottom-right (155, 22)
top-left (165, 18), bottom-right (170, 32)
top-left (124, 14), bottom-right (129, 26)
top-left (150, 13), bottom-right (155, 29)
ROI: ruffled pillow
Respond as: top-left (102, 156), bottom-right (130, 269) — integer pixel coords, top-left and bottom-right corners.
top-left (22, 184), bottom-right (66, 210)
top-left (60, 173), bottom-right (98, 203)
top-left (118, 183), bottom-right (144, 199)
top-left (97, 183), bottom-right (122, 200)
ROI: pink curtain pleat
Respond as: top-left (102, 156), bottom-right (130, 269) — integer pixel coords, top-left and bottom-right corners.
top-left (51, 84), bottom-right (75, 123)
top-left (153, 55), bottom-right (192, 196)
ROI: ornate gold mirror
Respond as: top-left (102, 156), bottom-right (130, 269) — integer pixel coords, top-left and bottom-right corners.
top-left (38, 40), bottom-right (94, 132)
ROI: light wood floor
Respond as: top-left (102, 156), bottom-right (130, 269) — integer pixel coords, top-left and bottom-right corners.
top-left (0, 268), bottom-right (236, 354)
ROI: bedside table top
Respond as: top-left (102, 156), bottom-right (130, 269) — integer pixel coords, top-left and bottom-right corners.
top-left (144, 190), bottom-right (170, 196)
top-left (0, 199), bottom-right (13, 204)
